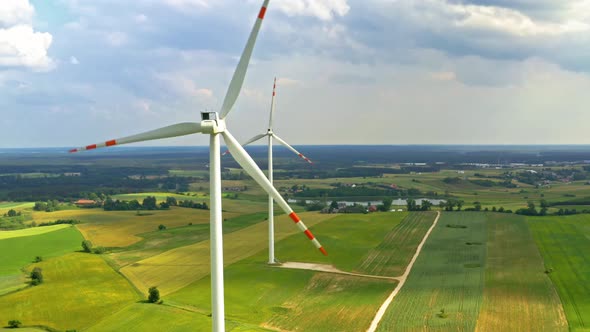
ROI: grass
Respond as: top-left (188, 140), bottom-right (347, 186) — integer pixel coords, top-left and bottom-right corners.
top-left (85, 302), bottom-right (272, 332)
top-left (108, 212), bottom-right (271, 268)
top-left (475, 213), bottom-right (567, 331)
top-left (0, 226), bottom-right (83, 295)
top-left (377, 212), bottom-right (487, 331)
top-left (58, 208), bottom-right (226, 247)
top-left (274, 212), bottom-right (411, 272)
top-left (356, 212), bottom-right (436, 276)
top-left (0, 253), bottom-right (139, 331)
top-left (120, 212), bottom-right (335, 296)
top-left (0, 224), bottom-right (71, 240)
top-left (528, 214), bottom-right (590, 331)
top-left (167, 247), bottom-right (396, 331)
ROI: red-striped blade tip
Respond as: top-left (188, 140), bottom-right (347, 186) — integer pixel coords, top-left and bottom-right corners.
top-left (258, 6), bottom-right (267, 19)
top-left (319, 247), bottom-right (328, 256)
top-left (69, 149), bottom-right (78, 153)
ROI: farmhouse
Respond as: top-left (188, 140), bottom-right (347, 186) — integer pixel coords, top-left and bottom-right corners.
top-left (74, 199), bottom-right (96, 207)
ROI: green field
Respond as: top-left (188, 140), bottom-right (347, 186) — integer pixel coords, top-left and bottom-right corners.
top-left (476, 213), bottom-right (567, 331)
top-left (0, 224), bottom-right (71, 240)
top-left (108, 212), bottom-right (271, 268)
top-left (0, 253), bottom-right (139, 331)
top-left (275, 212), bottom-right (415, 271)
top-left (377, 212), bottom-right (487, 331)
top-left (168, 248), bottom-right (396, 331)
top-left (528, 214), bottom-right (590, 331)
top-left (357, 212), bottom-right (436, 276)
top-left (85, 302), bottom-right (276, 332)
top-left (120, 212), bottom-right (336, 296)
top-left (0, 226), bottom-right (83, 295)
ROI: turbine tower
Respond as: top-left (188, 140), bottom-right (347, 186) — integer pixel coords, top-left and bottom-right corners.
top-left (68, 1), bottom-right (327, 331)
top-left (226, 78), bottom-right (313, 264)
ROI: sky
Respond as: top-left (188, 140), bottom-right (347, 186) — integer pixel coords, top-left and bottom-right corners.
top-left (1, 0), bottom-right (590, 147)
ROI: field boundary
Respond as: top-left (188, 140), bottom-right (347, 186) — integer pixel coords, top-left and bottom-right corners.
top-left (366, 210), bottom-right (441, 332)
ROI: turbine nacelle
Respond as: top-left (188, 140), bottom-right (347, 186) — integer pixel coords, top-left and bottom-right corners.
top-left (201, 112), bottom-right (226, 134)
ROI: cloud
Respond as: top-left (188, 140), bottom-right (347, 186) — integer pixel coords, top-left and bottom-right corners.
top-left (0, 1), bottom-right (53, 71)
top-left (0, 0), bottom-right (34, 27)
top-left (0, 25), bottom-right (53, 70)
top-left (274, 0), bottom-right (350, 21)
top-left (70, 56), bottom-right (79, 65)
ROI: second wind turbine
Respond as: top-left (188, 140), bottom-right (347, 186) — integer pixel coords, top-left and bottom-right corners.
top-left (226, 78), bottom-right (314, 264)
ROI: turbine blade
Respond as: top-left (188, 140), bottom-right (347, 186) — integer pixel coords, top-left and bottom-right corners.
top-left (223, 130), bottom-right (327, 256)
top-left (222, 133), bottom-right (266, 156)
top-left (268, 77), bottom-right (276, 130)
top-left (219, 0), bottom-right (270, 119)
top-left (69, 122), bottom-right (202, 153)
top-left (272, 134), bottom-right (313, 164)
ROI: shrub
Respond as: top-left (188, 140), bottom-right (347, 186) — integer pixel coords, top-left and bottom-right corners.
top-left (8, 320), bottom-right (22, 328)
top-left (148, 286), bottom-right (160, 303)
top-left (81, 240), bottom-right (93, 253)
top-left (92, 246), bottom-right (106, 254)
top-left (158, 224), bottom-right (167, 231)
top-left (30, 267), bottom-right (43, 285)
top-left (34, 256), bottom-right (43, 263)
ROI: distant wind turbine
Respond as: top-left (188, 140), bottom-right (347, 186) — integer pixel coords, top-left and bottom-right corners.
top-left (68, 1), bottom-right (327, 331)
top-left (224, 78), bottom-right (313, 264)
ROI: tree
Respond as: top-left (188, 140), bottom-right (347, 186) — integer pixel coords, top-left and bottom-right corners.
top-left (30, 267), bottom-right (43, 285)
top-left (142, 196), bottom-right (157, 210)
top-left (382, 197), bottom-right (393, 211)
top-left (456, 200), bottom-right (464, 211)
top-left (329, 200), bottom-right (339, 212)
top-left (148, 286), bottom-right (160, 303)
top-left (421, 200), bottom-right (432, 211)
top-left (5, 209), bottom-right (17, 217)
top-left (474, 201), bottom-right (482, 211)
top-left (7, 320), bottom-right (22, 328)
top-left (81, 240), bottom-right (93, 253)
top-left (406, 199), bottom-right (417, 211)
top-left (166, 197), bottom-right (178, 206)
top-left (158, 224), bottom-right (167, 231)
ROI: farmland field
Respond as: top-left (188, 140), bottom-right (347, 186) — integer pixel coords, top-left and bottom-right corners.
top-left (476, 213), bottom-right (567, 331)
top-left (0, 253), bottom-right (139, 331)
top-left (357, 211), bottom-right (436, 276)
top-left (377, 212), bottom-right (487, 331)
top-left (108, 212), bottom-right (270, 268)
top-left (0, 224), bottom-right (70, 240)
top-left (68, 208), bottom-right (224, 247)
top-left (0, 226), bottom-right (83, 295)
top-left (168, 246), bottom-right (396, 331)
top-left (120, 212), bottom-right (336, 296)
top-left (275, 212), bottom-right (420, 271)
top-left (528, 214), bottom-right (590, 331)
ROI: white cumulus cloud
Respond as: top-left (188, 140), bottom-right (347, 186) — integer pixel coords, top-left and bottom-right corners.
top-left (274, 0), bottom-right (350, 20)
top-left (0, 0), bottom-right (53, 71)
top-left (0, 0), bottom-right (34, 27)
top-left (0, 25), bottom-right (53, 70)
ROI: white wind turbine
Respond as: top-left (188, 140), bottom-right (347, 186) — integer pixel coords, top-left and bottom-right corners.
top-left (68, 1), bottom-right (327, 331)
top-left (224, 78), bottom-right (313, 264)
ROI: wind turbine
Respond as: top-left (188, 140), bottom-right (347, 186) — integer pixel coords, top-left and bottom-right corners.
top-left (68, 1), bottom-right (327, 331)
top-left (225, 78), bottom-right (313, 264)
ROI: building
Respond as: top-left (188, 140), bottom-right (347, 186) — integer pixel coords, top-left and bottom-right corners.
top-left (74, 199), bottom-right (96, 207)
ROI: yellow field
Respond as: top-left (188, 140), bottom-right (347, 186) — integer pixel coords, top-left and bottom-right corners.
top-left (0, 224), bottom-right (70, 240)
top-left (0, 253), bottom-right (139, 331)
top-left (29, 208), bottom-right (224, 247)
top-left (121, 212), bottom-right (336, 296)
